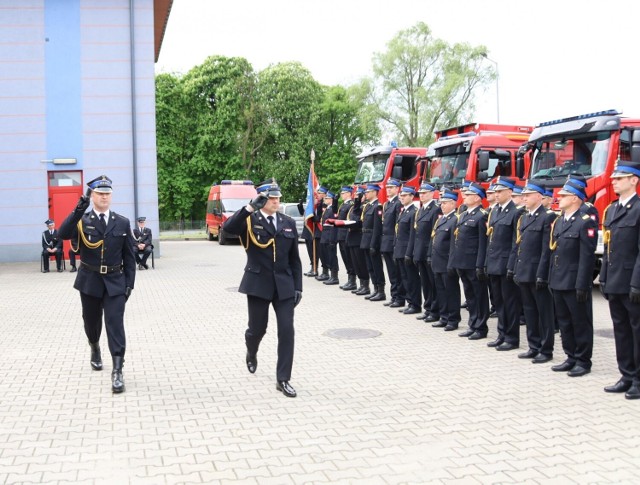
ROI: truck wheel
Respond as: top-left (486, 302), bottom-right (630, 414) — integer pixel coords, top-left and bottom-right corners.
top-left (219, 228), bottom-right (227, 245)
top-left (207, 226), bottom-right (214, 241)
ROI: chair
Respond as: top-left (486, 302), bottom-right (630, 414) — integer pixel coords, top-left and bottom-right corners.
top-left (40, 252), bottom-right (66, 272)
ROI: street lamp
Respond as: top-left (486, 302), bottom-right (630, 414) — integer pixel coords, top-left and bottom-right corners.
top-left (482, 53), bottom-right (500, 123)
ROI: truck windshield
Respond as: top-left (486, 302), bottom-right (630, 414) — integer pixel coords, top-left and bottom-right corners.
top-left (221, 198), bottom-right (248, 212)
top-left (428, 152), bottom-right (469, 185)
top-left (354, 154), bottom-right (388, 184)
top-left (530, 132), bottom-right (610, 181)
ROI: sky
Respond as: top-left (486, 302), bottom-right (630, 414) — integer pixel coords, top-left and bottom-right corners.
top-left (156, 0), bottom-right (640, 130)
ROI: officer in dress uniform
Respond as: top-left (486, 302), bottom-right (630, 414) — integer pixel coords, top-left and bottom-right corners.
top-left (42, 219), bottom-right (63, 272)
top-left (394, 186), bottom-right (421, 314)
top-left (320, 191), bottom-right (340, 285)
top-left (429, 188), bottom-right (461, 330)
top-left (133, 216), bottom-right (153, 270)
top-left (410, 183), bottom-right (442, 322)
top-left (451, 182), bottom-right (489, 337)
top-left (548, 178), bottom-right (597, 377)
top-left (381, 178), bottom-right (404, 307)
top-left (58, 175), bottom-right (136, 393)
top-left (600, 161), bottom-right (640, 399)
top-left (336, 187), bottom-right (356, 291)
top-left (513, 181), bottom-right (556, 363)
top-left (362, 184), bottom-right (386, 301)
top-left (486, 176), bottom-right (524, 350)
top-left (312, 187), bottom-right (328, 280)
top-left (222, 179), bottom-right (302, 398)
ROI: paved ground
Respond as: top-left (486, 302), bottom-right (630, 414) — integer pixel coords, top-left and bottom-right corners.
top-left (1, 240), bottom-right (639, 484)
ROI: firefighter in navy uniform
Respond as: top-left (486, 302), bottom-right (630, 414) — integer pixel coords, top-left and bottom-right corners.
top-left (411, 183), bottom-right (442, 322)
top-left (320, 191), bottom-right (340, 285)
top-left (485, 176), bottom-right (524, 350)
top-left (600, 161), bottom-right (640, 399)
top-left (513, 182), bottom-right (556, 363)
top-left (42, 219), bottom-right (63, 272)
top-left (312, 186), bottom-right (328, 280)
top-left (362, 184), bottom-right (386, 301)
top-left (222, 179), bottom-right (302, 398)
top-left (451, 182), bottom-right (489, 337)
top-left (381, 178), bottom-right (403, 307)
top-left (429, 188), bottom-right (461, 330)
top-left (336, 187), bottom-right (356, 291)
top-left (58, 175), bottom-right (136, 393)
top-left (395, 186), bottom-right (421, 314)
top-left (133, 216), bottom-right (153, 270)
top-left (548, 178), bottom-right (597, 377)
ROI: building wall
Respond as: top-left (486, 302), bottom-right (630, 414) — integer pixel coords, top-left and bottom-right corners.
top-left (0, 0), bottom-right (159, 262)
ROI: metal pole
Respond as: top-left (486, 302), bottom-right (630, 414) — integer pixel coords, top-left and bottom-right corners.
top-left (482, 54), bottom-right (500, 123)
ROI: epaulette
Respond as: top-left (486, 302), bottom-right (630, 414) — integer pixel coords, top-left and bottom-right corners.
top-left (480, 208), bottom-right (488, 215)
top-left (546, 210), bottom-right (554, 214)
top-left (585, 201), bottom-right (594, 207)
top-left (582, 214), bottom-right (590, 220)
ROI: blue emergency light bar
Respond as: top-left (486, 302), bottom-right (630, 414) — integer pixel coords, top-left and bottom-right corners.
top-left (220, 180), bottom-right (254, 185)
top-left (537, 109), bottom-right (620, 128)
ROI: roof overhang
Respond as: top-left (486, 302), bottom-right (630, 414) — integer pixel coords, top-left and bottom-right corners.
top-left (154, 0), bottom-right (173, 62)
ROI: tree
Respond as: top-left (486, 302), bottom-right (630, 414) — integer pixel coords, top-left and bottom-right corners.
top-left (371, 22), bottom-right (495, 147)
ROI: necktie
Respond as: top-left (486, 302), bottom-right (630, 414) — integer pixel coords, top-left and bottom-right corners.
top-left (99, 213), bottom-right (107, 230)
top-left (267, 215), bottom-right (275, 232)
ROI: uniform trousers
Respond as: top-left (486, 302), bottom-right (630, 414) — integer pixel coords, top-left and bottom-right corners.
top-left (417, 260), bottom-right (438, 316)
top-left (553, 289), bottom-right (593, 368)
top-left (519, 282), bottom-right (554, 356)
top-left (434, 271), bottom-right (461, 326)
top-left (305, 238), bottom-right (320, 271)
top-left (42, 250), bottom-right (62, 271)
top-left (338, 240), bottom-right (354, 276)
top-left (320, 243), bottom-right (338, 271)
top-left (350, 246), bottom-right (368, 280)
top-left (135, 246), bottom-right (152, 266)
top-left (398, 258), bottom-right (421, 308)
top-left (489, 275), bottom-right (521, 345)
top-left (382, 252), bottom-right (401, 299)
top-left (246, 293), bottom-right (295, 381)
top-left (69, 249), bottom-right (77, 268)
top-left (80, 291), bottom-right (126, 357)
top-left (608, 294), bottom-right (640, 384)
top-left (365, 251), bottom-right (385, 286)
top-left (459, 269), bottom-right (489, 335)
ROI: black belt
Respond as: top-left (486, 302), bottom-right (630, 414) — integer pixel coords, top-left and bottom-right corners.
top-left (81, 262), bottom-right (123, 274)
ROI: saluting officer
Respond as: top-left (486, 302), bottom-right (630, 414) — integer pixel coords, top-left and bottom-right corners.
top-left (58, 175), bottom-right (136, 393)
top-left (336, 187), bottom-right (356, 291)
top-left (548, 178), bottom-right (597, 377)
top-left (381, 178), bottom-right (404, 307)
top-left (429, 188), bottom-right (461, 330)
top-left (362, 184), bottom-right (386, 301)
top-left (600, 161), bottom-right (640, 399)
top-left (513, 181), bottom-right (556, 363)
top-left (395, 186), bottom-right (421, 314)
top-left (41, 219), bottom-right (63, 273)
top-left (451, 182), bottom-right (489, 337)
top-left (222, 179), bottom-right (302, 398)
top-left (486, 176), bottom-right (524, 350)
top-left (410, 183), bottom-right (442, 322)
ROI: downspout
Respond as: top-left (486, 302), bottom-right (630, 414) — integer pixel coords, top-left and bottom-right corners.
top-left (129, 0), bottom-right (139, 218)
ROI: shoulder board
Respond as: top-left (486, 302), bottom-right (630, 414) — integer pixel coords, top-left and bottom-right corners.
top-left (582, 214), bottom-right (590, 220)
top-left (479, 208), bottom-right (487, 214)
top-left (585, 202), bottom-right (594, 207)
top-left (546, 210), bottom-right (554, 214)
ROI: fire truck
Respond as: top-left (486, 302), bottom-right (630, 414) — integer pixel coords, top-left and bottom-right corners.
top-left (353, 144), bottom-right (428, 203)
top-left (421, 123), bottom-right (533, 196)
top-left (523, 109), bottom-right (640, 273)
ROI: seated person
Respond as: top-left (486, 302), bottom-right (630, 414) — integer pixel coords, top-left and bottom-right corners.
top-left (133, 217), bottom-right (153, 269)
top-left (42, 219), bottom-right (63, 272)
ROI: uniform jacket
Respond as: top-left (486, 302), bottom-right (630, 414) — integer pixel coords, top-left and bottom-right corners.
top-left (346, 200), bottom-right (364, 248)
top-left (548, 205), bottom-right (597, 291)
top-left (223, 207), bottom-right (302, 301)
top-left (429, 211), bottom-right (458, 274)
top-left (486, 201), bottom-right (523, 276)
top-left (408, 200), bottom-right (442, 261)
top-left (336, 199), bottom-right (353, 242)
top-left (449, 205), bottom-right (488, 270)
top-left (512, 205), bottom-right (556, 283)
top-left (393, 204), bottom-right (416, 259)
top-left (320, 205), bottom-right (337, 244)
top-left (361, 200), bottom-right (383, 250)
top-left (59, 209), bottom-right (136, 298)
top-left (312, 202), bottom-right (324, 239)
top-left (600, 194), bottom-right (640, 293)
top-left (133, 227), bottom-right (153, 247)
top-left (381, 196), bottom-right (401, 252)
top-left (42, 229), bottom-right (63, 251)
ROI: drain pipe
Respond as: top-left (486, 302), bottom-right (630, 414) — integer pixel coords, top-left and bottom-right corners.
top-left (129, 0), bottom-right (139, 219)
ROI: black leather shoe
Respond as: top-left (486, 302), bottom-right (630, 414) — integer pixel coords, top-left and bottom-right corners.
top-left (57, 268), bottom-right (64, 272)
top-left (444, 324), bottom-right (458, 331)
top-left (625, 385), bottom-right (640, 400)
top-left (389, 301), bottom-right (405, 308)
top-left (487, 338), bottom-right (504, 348)
top-left (424, 314), bottom-right (439, 322)
top-left (383, 299), bottom-right (395, 306)
top-left (567, 365), bottom-right (590, 377)
top-left (42, 269), bottom-right (49, 273)
top-left (532, 354), bottom-right (552, 364)
top-left (111, 356), bottom-right (125, 393)
top-left (70, 266), bottom-right (77, 273)
top-left (403, 306), bottom-right (421, 315)
top-left (143, 264), bottom-right (149, 270)
top-left (246, 351), bottom-right (257, 374)
top-left (369, 292), bottom-right (386, 302)
top-left (604, 379), bottom-right (632, 393)
top-left (89, 342), bottom-right (103, 371)
top-left (416, 314), bottom-right (427, 320)
top-left (304, 270), bottom-right (317, 277)
top-left (458, 329), bottom-right (474, 338)
top-left (496, 342), bottom-right (519, 351)
top-left (276, 380), bottom-right (297, 398)
top-left (468, 332), bottom-right (487, 341)
top-left (138, 264), bottom-right (144, 270)
top-left (518, 349), bottom-right (538, 359)
top-left (431, 321), bottom-right (447, 328)
top-left (551, 360), bottom-right (575, 372)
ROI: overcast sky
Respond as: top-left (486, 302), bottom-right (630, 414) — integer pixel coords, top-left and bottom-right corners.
top-left (156, 0), bottom-right (640, 129)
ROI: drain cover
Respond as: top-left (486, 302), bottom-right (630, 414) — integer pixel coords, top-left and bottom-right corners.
top-left (594, 328), bottom-right (614, 339)
top-left (324, 328), bottom-right (381, 340)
